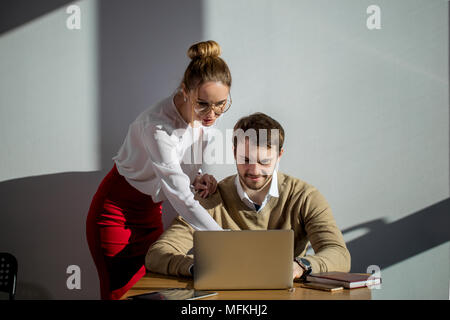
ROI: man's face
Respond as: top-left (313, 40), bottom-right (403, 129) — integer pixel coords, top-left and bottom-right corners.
top-left (235, 139), bottom-right (281, 190)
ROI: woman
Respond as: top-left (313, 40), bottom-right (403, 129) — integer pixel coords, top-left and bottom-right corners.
top-left (86, 40), bottom-right (232, 300)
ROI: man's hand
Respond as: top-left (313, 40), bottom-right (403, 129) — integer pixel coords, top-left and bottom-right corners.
top-left (193, 174), bottom-right (217, 198)
top-left (293, 261), bottom-right (304, 280)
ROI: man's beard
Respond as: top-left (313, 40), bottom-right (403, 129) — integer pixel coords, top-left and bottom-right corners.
top-left (238, 172), bottom-right (273, 191)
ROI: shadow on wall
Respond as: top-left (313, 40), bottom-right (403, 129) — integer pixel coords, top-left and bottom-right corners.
top-left (0, 0), bottom-right (203, 299)
top-left (98, 0), bottom-right (205, 170)
top-left (342, 197), bottom-right (450, 273)
top-left (0, 171), bottom-right (106, 299)
top-left (0, 0), bottom-right (74, 35)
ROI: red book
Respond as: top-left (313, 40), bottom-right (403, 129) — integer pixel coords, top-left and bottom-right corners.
top-left (306, 272), bottom-right (381, 289)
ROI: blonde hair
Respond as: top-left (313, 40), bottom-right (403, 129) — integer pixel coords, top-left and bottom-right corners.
top-left (182, 40), bottom-right (232, 91)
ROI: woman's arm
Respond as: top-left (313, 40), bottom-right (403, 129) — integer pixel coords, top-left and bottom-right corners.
top-left (143, 125), bottom-right (222, 231)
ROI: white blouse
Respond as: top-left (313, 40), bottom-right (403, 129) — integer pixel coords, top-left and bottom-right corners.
top-left (112, 93), bottom-right (222, 231)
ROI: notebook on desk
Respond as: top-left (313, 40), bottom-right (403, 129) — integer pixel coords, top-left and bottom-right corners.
top-left (306, 272), bottom-right (382, 289)
top-left (193, 230), bottom-right (294, 290)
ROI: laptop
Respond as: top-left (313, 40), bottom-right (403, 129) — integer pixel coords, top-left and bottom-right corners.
top-left (193, 229), bottom-right (294, 290)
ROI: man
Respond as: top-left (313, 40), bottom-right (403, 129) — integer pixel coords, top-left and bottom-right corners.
top-left (145, 112), bottom-right (350, 280)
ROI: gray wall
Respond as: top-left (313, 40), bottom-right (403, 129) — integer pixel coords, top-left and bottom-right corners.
top-left (204, 0), bottom-right (449, 299)
top-left (0, 0), bottom-right (448, 299)
top-left (0, 0), bottom-right (100, 299)
top-left (0, 0), bottom-right (203, 299)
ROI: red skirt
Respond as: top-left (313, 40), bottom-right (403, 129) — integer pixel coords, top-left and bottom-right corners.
top-left (86, 164), bottom-right (163, 300)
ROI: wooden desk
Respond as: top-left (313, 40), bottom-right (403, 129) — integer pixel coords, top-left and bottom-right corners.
top-left (123, 273), bottom-right (372, 300)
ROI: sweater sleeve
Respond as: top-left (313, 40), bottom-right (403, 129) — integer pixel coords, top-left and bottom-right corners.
top-left (145, 216), bottom-right (196, 277)
top-left (299, 189), bottom-right (351, 273)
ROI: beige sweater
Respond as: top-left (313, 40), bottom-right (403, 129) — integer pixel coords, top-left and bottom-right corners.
top-left (145, 172), bottom-right (351, 277)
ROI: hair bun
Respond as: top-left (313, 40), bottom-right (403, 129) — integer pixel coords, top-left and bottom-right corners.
top-left (187, 40), bottom-right (222, 60)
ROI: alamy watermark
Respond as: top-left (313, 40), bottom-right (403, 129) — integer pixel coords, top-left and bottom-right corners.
top-left (66, 265), bottom-right (81, 290)
top-left (175, 128), bottom-right (281, 166)
top-left (366, 265), bottom-right (382, 290)
top-left (64, 4), bottom-right (380, 31)
top-left (366, 5), bottom-right (382, 30)
top-left (66, 5), bottom-right (81, 30)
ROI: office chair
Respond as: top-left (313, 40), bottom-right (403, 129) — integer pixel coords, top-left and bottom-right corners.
top-left (0, 252), bottom-right (18, 300)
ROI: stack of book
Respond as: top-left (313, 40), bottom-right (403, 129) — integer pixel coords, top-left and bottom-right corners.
top-left (306, 272), bottom-right (382, 289)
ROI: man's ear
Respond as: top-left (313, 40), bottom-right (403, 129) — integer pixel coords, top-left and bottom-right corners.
top-left (232, 146), bottom-right (236, 160)
top-left (279, 148), bottom-right (284, 158)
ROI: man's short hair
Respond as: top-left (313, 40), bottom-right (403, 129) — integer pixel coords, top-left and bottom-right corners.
top-left (233, 112), bottom-right (285, 153)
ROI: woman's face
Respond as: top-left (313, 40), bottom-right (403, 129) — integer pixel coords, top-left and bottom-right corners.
top-left (187, 81), bottom-right (230, 127)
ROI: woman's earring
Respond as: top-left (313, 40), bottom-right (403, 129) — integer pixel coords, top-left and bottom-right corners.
top-left (179, 88), bottom-right (187, 102)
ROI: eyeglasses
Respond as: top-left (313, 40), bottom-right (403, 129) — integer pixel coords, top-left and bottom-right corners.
top-left (192, 94), bottom-right (232, 116)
